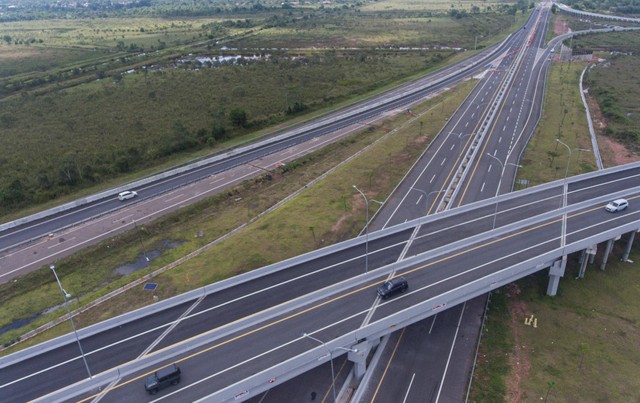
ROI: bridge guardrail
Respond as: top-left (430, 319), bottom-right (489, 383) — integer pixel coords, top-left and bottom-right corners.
top-left (4, 162), bottom-right (639, 368)
top-left (29, 179), bottom-right (640, 401)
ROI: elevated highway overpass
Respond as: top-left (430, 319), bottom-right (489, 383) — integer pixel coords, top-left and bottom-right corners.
top-left (554, 2), bottom-right (640, 23)
top-left (2, 161), bottom-right (639, 402)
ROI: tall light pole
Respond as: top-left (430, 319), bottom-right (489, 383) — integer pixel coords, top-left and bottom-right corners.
top-left (50, 265), bottom-right (92, 379)
top-left (303, 332), bottom-right (337, 403)
top-left (556, 139), bottom-right (590, 207)
top-left (555, 140), bottom-right (590, 248)
top-left (353, 185), bottom-right (370, 273)
top-left (486, 153), bottom-right (522, 229)
top-left (411, 188), bottom-right (444, 214)
top-left (302, 333), bottom-right (358, 403)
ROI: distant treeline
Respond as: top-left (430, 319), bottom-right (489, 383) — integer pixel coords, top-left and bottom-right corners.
top-left (0, 0), bottom-right (364, 21)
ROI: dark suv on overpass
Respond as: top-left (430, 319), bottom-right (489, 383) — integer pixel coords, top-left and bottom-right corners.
top-left (377, 277), bottom-right (409, 299)
top-left (144, 364), bottom-right (181, 394)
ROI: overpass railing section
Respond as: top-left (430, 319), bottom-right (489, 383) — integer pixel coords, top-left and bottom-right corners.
top-left (24, 162), bottom-right (640, 402)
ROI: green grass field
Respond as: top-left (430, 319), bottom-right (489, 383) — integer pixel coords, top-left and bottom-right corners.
top-left (574, 31), bottom-right (640, 153)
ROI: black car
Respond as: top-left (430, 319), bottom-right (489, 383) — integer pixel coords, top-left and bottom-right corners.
top-left (377, 277), bottom-right (409, 299)
top-left (144, 364), bottom-right (181, 394)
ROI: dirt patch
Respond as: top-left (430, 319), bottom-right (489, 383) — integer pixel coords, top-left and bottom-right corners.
top-left (504, 284), bottom-right (532, 403)
top-left (553, 17), bottom-right (571, 36)
top-left (414, 134), bottom-right (429, 145)
top-left (584, 85), bottom-right (640, 167)
top-left (330, 212), bottom-right (350, 233)
top-left (600, 136), bottom-right (640, 165)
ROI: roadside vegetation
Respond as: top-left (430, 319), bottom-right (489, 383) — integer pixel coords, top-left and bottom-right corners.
top-left (575, 31), bottom-right (640, 155)
top-left (516, 62), bottom-right (597, 186)
top-left (0, 0), bottom-right (527, 217)
top-left (560, 0), bottom-right (640, 15)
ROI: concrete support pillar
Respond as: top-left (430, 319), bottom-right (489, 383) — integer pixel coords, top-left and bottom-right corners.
top-left (600, 237), bottom-right (620, 271)
top-left (588, 244), bottom-right (597, 264)
top-left (577, 249), bottom-right (588, 279)
top-left (349, 339), bottom-right (373, 382)
top-left (547, 256), bottom-right (567, 296)
top-left (621, 230), bottom-right (637, 262)
top-left (578, 244), bottom-right (598, 278)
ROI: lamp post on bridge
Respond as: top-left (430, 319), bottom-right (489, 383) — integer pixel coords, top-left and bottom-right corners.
top-left (50, 264), bottom-right (92, 379)
top-left (556, 139), bottom-right (590, 249)
top-left (302, 333), bottom-right (358, 403)
top-left (410, 188), bottom-right (444, 214)
top-left (556, 139), bottom-right (590, 208)
top-left (352, 185), bottom-right (383, 273)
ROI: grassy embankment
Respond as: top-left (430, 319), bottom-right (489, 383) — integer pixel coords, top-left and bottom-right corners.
top-left (575, 31), bottom-right (640, 154)
top-left (0, 76), bottom-right (477, 352)
top-left (470, 56), bottom-right (640, 402)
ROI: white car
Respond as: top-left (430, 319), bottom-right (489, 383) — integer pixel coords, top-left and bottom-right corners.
top-left (117, 190), bottom-right (138, 201)
top-left (604, 198), bottom-right (628, 213)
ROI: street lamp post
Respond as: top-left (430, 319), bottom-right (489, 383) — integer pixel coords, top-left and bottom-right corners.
top-left (556, 139), bottom-right (590, 249)
top-left (556, 139), bottom-right (590, 207)
top-left (50, 265), bottom-right (92, 379)
top-left (302, 333), bottom-right (358, 403)
top-left (411, 188), bottom-right (444, 214)
top-left (353, 185), bottom-right (370, 273)
top-left (303, 332), bottom-right (337, 403)
top-left (486, 153), bottom-right (522, 229)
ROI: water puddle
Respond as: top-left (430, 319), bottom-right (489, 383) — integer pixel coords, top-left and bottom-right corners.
top-left (113, 239), bottom-right (184, 276)
top-left (1, 240), bottom-right (184, 338)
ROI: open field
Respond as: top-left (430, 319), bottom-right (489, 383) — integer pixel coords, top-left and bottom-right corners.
top-left (361, 0), bottom-right (527, 12)
top-left (0, 78), bottom-right (476, 351)
top-left (231, 14), bottom-right (520, 49)
top-left (0, 3), bottom-right (523, 216)
top-left (574, 31), bottom-right (640, 153)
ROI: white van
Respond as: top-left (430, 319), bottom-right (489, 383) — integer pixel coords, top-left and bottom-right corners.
top-left (117, 190), bottom-right (138, 201)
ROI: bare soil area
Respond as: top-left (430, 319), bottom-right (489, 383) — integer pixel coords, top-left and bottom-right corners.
top-left (553, 16), bottom-right (571, 36)
top-left (504, 284), bottom-right (531, 403)
top-left (584, 86), bottom-right (640, 166)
